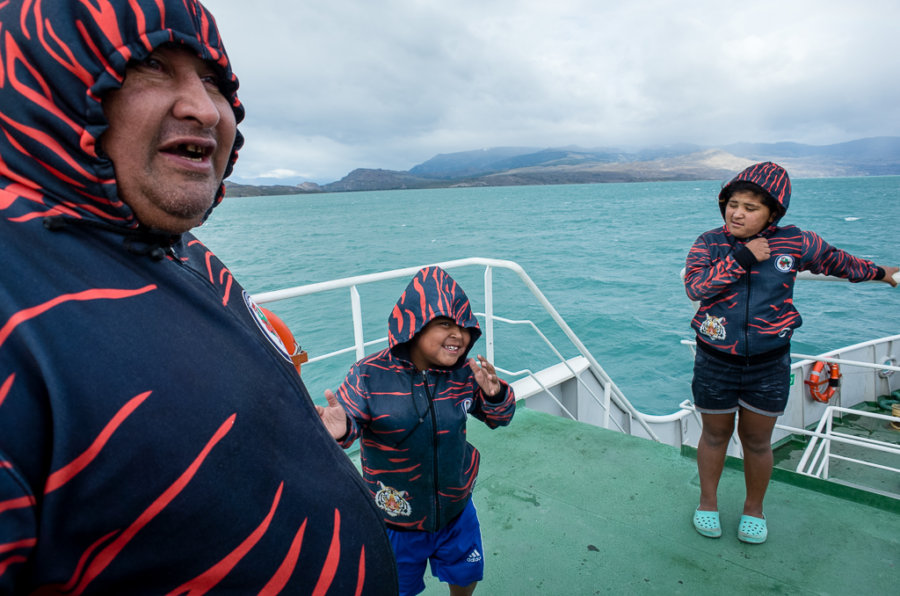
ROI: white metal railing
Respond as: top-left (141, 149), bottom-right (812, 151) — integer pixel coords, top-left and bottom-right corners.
top-left (793, 406), bottom-right (900, 494)
top-left (690, 338), bottom-right (900, 496)
top-left (788, 353), bottom-right (900, 373)
top-left (251, 260), bottom-right (896, 452)
top-left (681, 332), bottom-right (900, 450)
top-left (486, 314), bottom-right (627, 433)
top-left (679, 339), bottom-right (900, 375)
top-left (252, 257), bottom-right (664, 441)
top-left (680, 268), bottom-right (900, 284)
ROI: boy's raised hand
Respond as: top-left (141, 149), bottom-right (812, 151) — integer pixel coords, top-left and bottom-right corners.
top-left (469, 355), bottom-right (502, 397)
top-left (317, 390), bottom-right (348, 440)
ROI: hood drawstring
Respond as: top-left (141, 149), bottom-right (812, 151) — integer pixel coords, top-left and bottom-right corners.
top-left (43, 216), bottom-right (176, 261)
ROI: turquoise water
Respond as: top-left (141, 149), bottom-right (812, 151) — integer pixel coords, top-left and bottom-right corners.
top-left (194, 177), bottom-right (900, 414)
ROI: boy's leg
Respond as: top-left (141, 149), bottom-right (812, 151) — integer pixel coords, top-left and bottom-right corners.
top-left (736, 408), bottom-right (777, 517)
top-left (736, 352), bottom-right (789, 518)
top-left (697, 412), bottom-right (736, 511)
top-left (691, 348), bottom-right (740, 512)
top-left (449, 581), bottom-right (477, 595)
top-left (429, 500), bottom-right (484, 591)
top-left (387, 528), bottom-right (431, 596)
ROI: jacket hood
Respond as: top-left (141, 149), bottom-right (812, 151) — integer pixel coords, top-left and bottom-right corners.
top-left (0, 0), bottom-right (244, 227)
top-left (388, 267), bottom-right (482, 365)
top-left (718, 162), bottom-right (791, 224)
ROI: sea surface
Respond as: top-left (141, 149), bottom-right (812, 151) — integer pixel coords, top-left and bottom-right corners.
top-left (194, 176), bottom-right (900, 414)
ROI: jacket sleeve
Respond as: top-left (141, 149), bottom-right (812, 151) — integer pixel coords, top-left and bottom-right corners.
top-left (333, 364), bottom-right (370, 449)
top-left (469, 377), bottom-right (515, 429)
top-left (684, 233), bottom-right (752, 301)
top-left (0, 455), bottom-right (36, 592)
top-left (800, 230), bottom-right (881, 282)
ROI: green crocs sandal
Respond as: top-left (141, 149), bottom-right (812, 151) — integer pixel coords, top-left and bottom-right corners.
top-left (738, 514), bottom-right (767, 544)
top-left (693, 509), bottom-right (722, 538)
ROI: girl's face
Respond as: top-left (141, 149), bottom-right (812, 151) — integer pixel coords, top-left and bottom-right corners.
top-left (724, 191), bottom-right (775, 239)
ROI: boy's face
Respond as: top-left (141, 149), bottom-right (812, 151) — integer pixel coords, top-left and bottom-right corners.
top-left (724, 191), bottom-right (775, 239)
top-left (409, 317), bottom-right (471, 371)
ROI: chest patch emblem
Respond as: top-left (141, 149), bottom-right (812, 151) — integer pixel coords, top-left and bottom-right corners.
top-left (375, 482), bottom-right (411, 517)
top-left (774, 255), bottom-right (794, 273)
top-left (699, 314), bottom-right (727, 341)
top-left (243, 291), bottom-right (291, 363)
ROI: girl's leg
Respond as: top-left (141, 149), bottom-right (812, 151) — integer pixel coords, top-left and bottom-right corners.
top-left (736, 408), bottom-right (778, 517)
top-left (697, 412), bottom-right (737, 511)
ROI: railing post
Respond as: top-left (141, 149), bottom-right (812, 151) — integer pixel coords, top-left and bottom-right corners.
top-left (602, 383), bottom-right (611, 428)
top-left (483, 266), bottom-right (495, 363)
top-left (351, 285), bottom-right (365, 361)
top-left (823, 413), bottom-right (833, 480)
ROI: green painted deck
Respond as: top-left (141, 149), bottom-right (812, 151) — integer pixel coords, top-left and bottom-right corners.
top-left (374, 405), bottom-right (898, 595)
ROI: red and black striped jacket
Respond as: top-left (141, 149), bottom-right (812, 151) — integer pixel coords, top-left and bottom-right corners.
top-left (335, 267), bottom-right (516, 533)
top-left (685, 163), bottom-right (880, 359)
top-left (0, 1), bottom-right (396, 593)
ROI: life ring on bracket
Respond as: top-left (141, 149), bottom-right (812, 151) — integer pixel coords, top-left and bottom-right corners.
top-left (261, 307), bottom-right (308, 375)
top-left (806, 361), bottom-right (841, 403)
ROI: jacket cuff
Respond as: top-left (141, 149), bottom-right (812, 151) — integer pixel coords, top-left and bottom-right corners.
top-left (484, 383), bottom-right (508, 404)
top-left (336, 414), bottom-right (352, 443)
top-left (875, 266), bottom-right (886, 280)
top-left (733, 245), bottom-right (758, 270)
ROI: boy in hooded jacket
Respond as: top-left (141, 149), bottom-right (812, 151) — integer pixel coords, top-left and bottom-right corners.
top-left (319, 266), bottom-right (517, 596)
top-left (684, 162), bottom-right (898, 544)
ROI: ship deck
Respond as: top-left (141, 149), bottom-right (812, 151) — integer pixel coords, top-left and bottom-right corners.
top-left (374, 405), bottom-right (899, 595)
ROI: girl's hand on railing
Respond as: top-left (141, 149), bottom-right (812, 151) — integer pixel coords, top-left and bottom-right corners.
top-left (880, 265), bottom-right (899, 287)
top-left (317, 390), bottom-right (349, 440)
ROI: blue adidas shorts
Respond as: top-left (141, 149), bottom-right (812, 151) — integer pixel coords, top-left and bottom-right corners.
top-left (386, 499), bottom-right (484, 596)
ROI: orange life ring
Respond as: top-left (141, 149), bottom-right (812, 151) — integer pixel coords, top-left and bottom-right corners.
top-left (260, 308), bottom-right (308, 374)
top-left (805, 361), bottom-right (840, 403)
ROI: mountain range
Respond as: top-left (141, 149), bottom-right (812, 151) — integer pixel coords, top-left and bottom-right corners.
top-left (224, 136), bottom-right (900, 196)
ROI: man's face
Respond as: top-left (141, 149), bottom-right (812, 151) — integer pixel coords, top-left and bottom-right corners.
top-left (101, 46), bottom-right (237, 234)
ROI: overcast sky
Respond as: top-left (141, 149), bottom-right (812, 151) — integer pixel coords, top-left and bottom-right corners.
top-left (204, 0), bottom-right (900, 184)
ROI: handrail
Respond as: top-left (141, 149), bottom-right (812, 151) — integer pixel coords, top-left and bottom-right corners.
top-left (789, 354), bottom-right (900, 373)
top-left (793, 406), bottom-right (900, 493)
top-left (487, 314), bottom-right (613, 425)
top-left (679, 268), bottom-right (898, 284)
top-left (251, 257), bottom-right (663, 441)
top-left (680, 338), bottom-right (900, 374)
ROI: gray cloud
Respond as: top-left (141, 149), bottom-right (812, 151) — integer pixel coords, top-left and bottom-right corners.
top-left (204, 0), bottom-right (900, 183)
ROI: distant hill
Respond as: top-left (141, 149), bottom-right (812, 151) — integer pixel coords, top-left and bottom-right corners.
top-left (224, 181), bottom-right (323, 196)
top-left (224, 137), bottom-right (900, 195)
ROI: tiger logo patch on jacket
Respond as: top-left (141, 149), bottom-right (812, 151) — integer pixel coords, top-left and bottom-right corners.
top-left (375, 482), bottom-right (412, 517)
top-left (699, 314), bottom-right (727, 341)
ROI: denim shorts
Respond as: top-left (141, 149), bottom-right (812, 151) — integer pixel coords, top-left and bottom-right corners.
top-left (691, 347), bottom-right (791, 416)
top-left (386, 499), bottom-right (484, 595)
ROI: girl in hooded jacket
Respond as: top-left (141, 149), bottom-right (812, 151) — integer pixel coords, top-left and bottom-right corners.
top-left (318, 266), bottom-right (516, 596)
top-left (684, 162), bottom-right (898, 544)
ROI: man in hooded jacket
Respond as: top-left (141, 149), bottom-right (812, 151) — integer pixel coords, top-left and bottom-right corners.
top-left (0, 1), bottom-right (397, 593)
